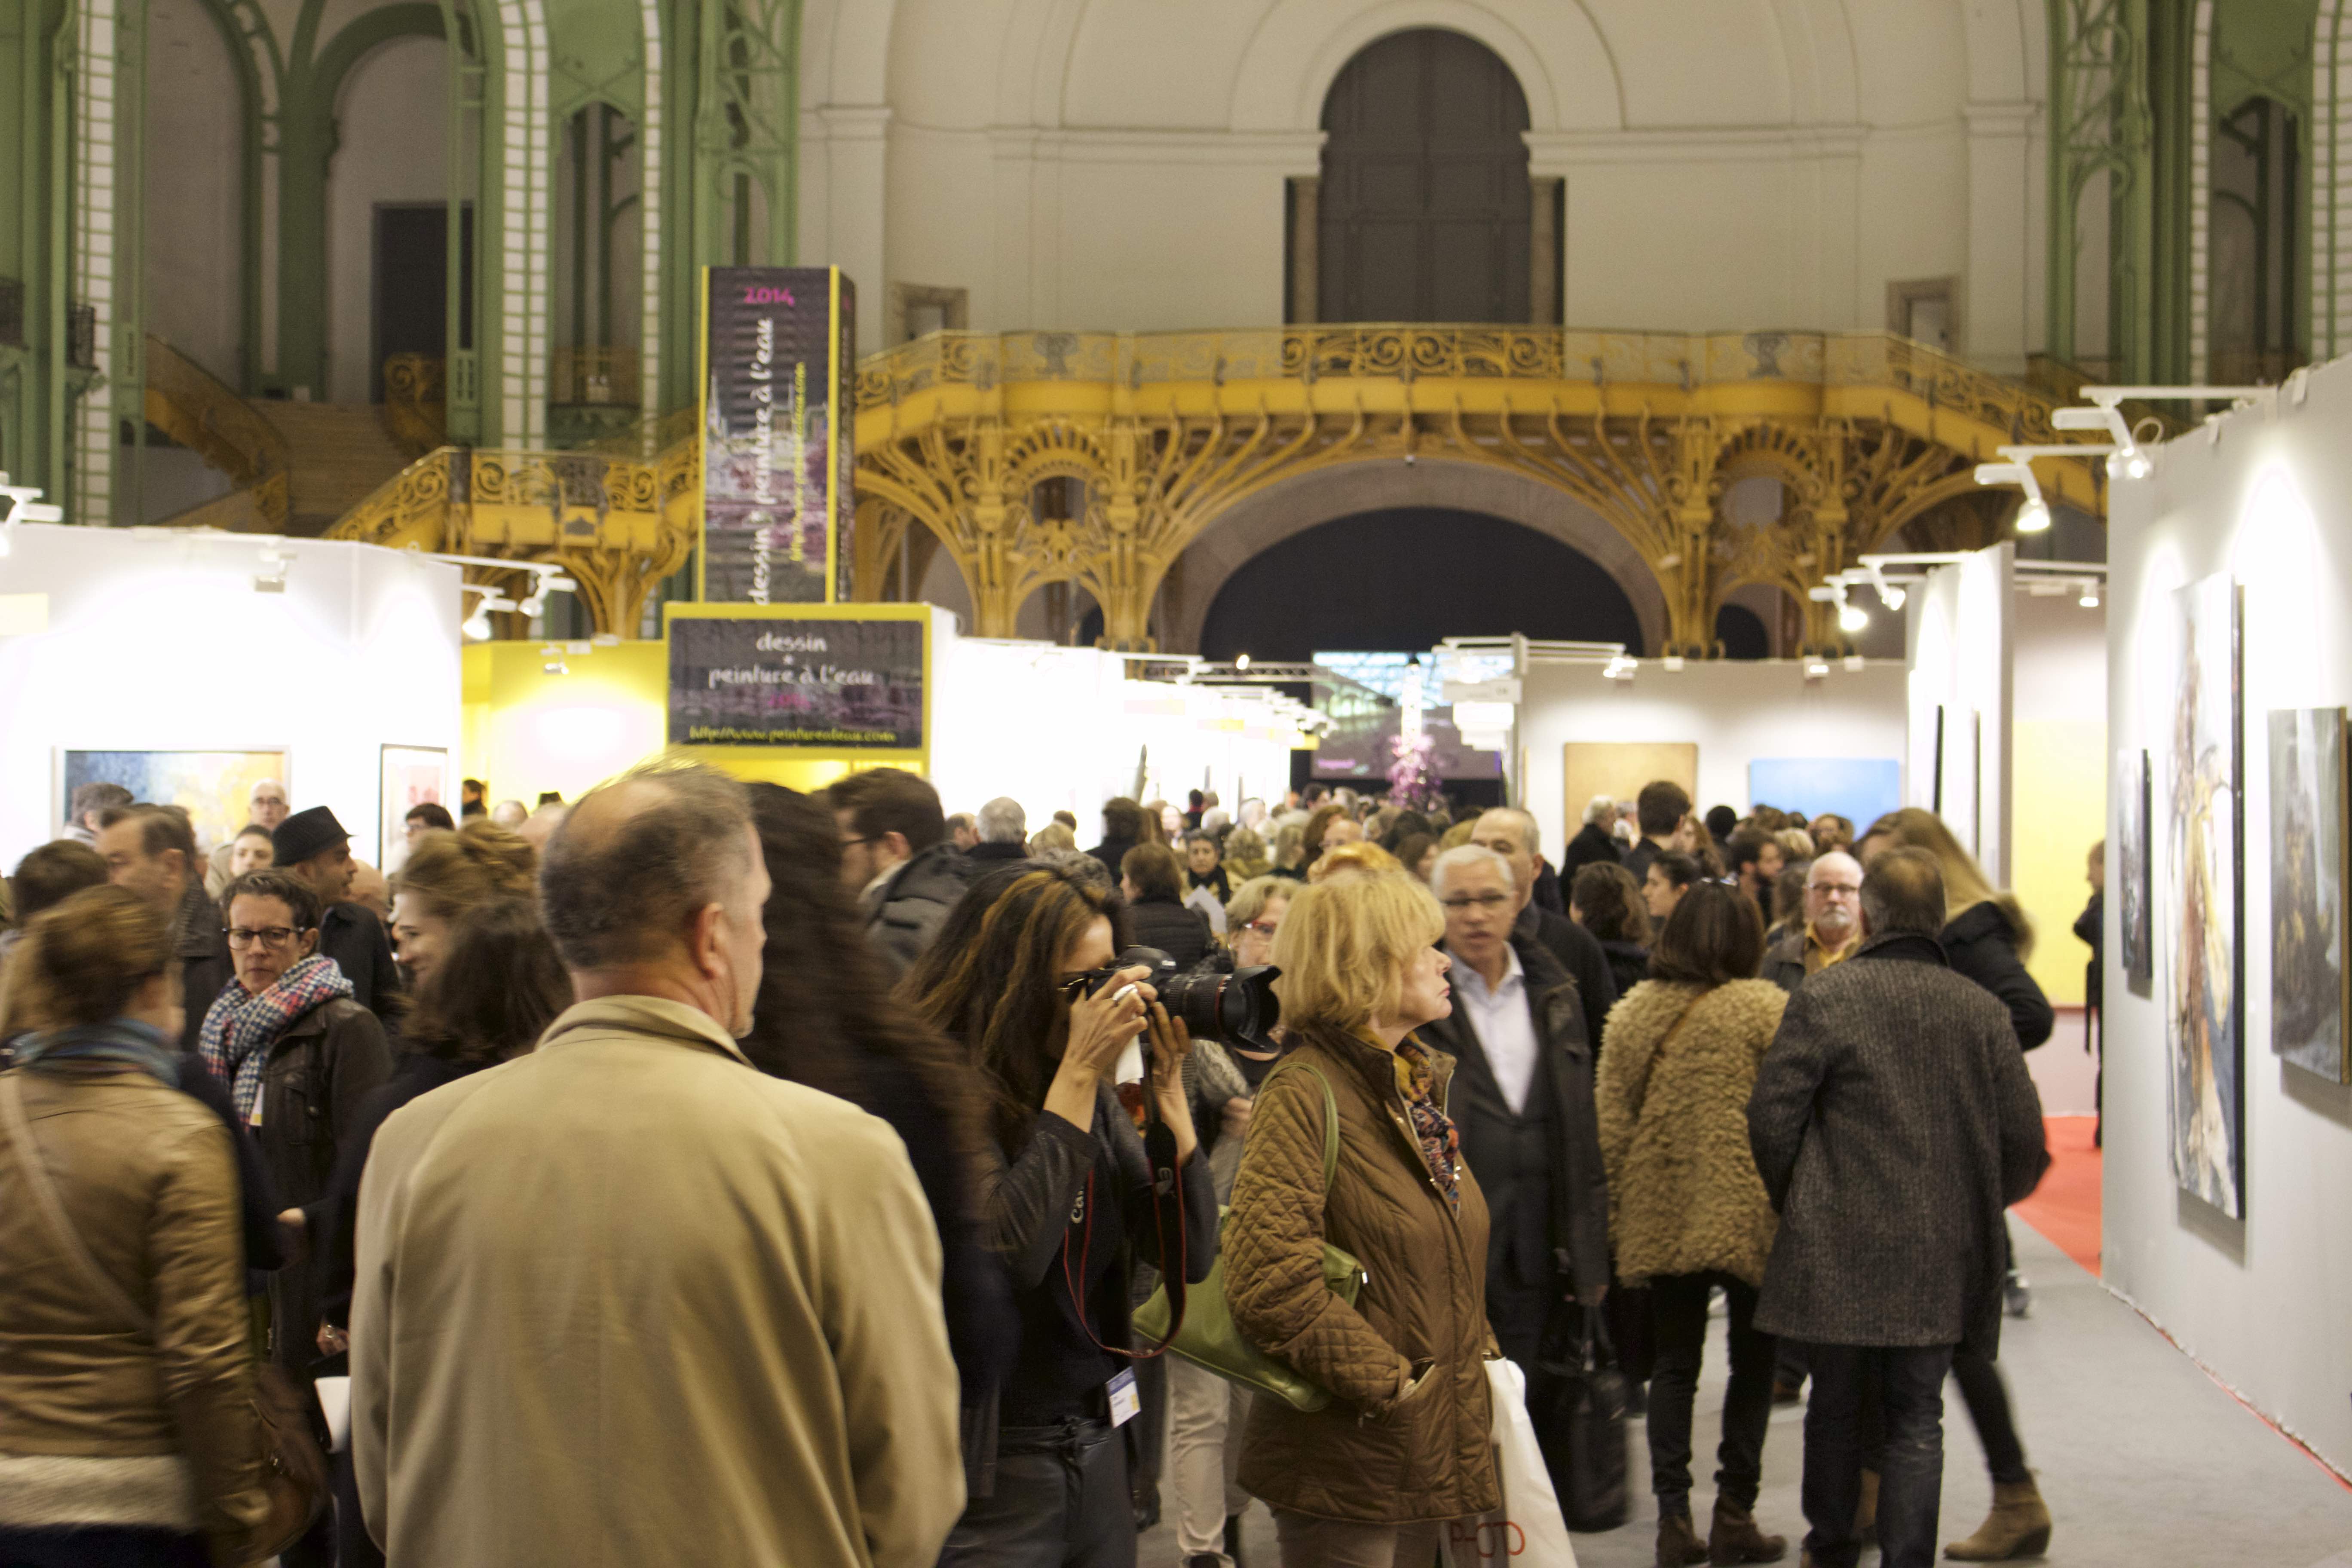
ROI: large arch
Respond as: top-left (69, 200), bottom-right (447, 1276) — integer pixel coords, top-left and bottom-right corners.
top-left (1231, 0), bottom-right (1609, 132)
top-left (1161, 458), bottom-right (1668, 655)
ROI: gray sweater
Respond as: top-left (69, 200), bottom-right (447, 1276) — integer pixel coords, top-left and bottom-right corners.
top-left (1746, 931), bottom-right (2049, 1359)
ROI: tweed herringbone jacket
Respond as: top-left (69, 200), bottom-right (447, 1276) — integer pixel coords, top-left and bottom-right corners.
top-left (1746, 933), bottom-right (2051, 1359)
top-left (1596, 977), bottom-right (1787, 1287)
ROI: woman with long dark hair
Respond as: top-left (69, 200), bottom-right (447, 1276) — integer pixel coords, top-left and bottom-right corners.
top-left (1572, 860), bottom-right (1654, 999)
top-left (737, 783), bottom-right (1016, 1487)
top-left (903, 861), bottom-right (1216, 1568)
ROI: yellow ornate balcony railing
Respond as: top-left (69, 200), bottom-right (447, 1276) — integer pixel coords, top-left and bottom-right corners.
top-left (551, 346), bottom-right (642, 407)
top-left (851, 326), bottom-right (2113, 652)
top-left (325, 442), bottom-right (698, 636)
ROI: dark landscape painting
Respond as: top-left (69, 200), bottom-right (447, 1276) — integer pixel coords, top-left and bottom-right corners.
top-left (2269, 708), bottom-right (2349, 1083)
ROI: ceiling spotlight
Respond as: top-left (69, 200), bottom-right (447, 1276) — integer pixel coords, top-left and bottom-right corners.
top-left (2108, 447), bottom-right (2152, 481)
top-left (1804, 658), bottom-right (1830, 679)
top-left (1878, 584), bottom-right (1906, 610)
top-left (2080, 587), bottom-right (2101, 609)
top-left (542, 660), bottom-right (570, 675)
top-left (1235, 652), bottom-right (1250, 671)
top-left (519, 589), bottom-right (547, 619)
top-left (462, 608), bottom-right (493, 641)
top-left (2015, 497), bottom-right (2052, 533)
top-left (1602, 654), bottom-right (1637, 681)
top-left (1838, 601), bottom-right (1869, 634)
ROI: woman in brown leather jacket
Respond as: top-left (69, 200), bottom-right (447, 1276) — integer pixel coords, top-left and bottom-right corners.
top-left (0, 886), bottom-right (273, 1567)
top-left (1223, 868), bottom-right (1498, 1567)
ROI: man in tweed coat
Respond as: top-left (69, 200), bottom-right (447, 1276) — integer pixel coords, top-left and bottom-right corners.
top-left (1746, 848), bottom-right (2049, 1568)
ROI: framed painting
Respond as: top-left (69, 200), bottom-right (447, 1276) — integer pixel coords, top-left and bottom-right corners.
top-left (1562, 742), bottom-right (1697, 828)
top-left (1746, 758), bottom-right (1902, 833)
top-left (380, 746), bottom-right (452, 872)
top-left (2268, 709), bottom-right (2350, 1083)
top-left (2162, 574), bottom-right (2243, 1217)
top-left (2115, 748), bottom-right (2152, 993)
top-left (58, 749), bottom-right (290, 853)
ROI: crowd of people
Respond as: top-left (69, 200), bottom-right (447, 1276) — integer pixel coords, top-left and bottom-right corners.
top-left (0, 763), bottom-right (2078, 1568)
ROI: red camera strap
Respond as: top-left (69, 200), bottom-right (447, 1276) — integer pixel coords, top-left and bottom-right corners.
top-left (1061, 1110), bottom-right (1186, 1361)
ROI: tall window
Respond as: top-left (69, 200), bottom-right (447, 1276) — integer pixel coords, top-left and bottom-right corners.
top-left (2210, 95), bottom-right (2303, 383)
top-left (1316, 30), bottom-right (1532, 322)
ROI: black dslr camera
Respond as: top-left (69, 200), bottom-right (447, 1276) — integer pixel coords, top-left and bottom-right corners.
top-left (1076, 945), bottom-right (1282, 1054)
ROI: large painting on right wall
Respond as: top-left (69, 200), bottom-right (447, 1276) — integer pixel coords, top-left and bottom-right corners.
top-left (2268, 708), bottom-right (2351, 1084)
top-left (2164, 573), bottom-right (2243, 1218)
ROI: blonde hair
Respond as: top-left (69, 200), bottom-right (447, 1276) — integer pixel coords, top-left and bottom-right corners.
top-left (1306, 840), bottom-right (1400, 884)
top-left (1026, 821), bottom-right (1076, 855)
top-left (1860, 806), bottom-right (2032, 957)
top-left (1221, 825), bottom-right (1269, 880)
top-left (1774, 827), bottom-right (1816, 861)
top-left (1439, 820), bottom-right (1477, 851)
top-left (392, 821), bottom-right (537, 922)
top-left (1272, 870), bottom-right (1445, 1035)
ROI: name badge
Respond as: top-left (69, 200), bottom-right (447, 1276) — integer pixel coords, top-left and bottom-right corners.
top-left (1107, 1368), bottom-right (1140, 1427)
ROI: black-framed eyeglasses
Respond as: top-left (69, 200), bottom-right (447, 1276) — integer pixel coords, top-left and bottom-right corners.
top-left (225, 926), bottom-right (302, 949)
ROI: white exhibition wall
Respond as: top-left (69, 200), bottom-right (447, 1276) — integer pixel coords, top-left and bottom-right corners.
top-left (1905, 542), bottom-right (2013, 882)
top-left (1519, 658), bottom-right (1908, 861)
top-left (2106, 362), bottom-right (2352, 1478)
top-left (0, 525), bottom-right (464, 867)
top-left (922, 637), bottom-right (1301, 834)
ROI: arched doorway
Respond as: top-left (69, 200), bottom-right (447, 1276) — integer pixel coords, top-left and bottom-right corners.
top-left (1198, 508), bottom-right (1642, 662)
top-left (1317, 29), bottom-right (1531, 322)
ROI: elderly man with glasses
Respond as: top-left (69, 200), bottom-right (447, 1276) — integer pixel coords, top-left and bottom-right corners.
top-left (1761, 851), bottom-right (1866, 994)
top-left (1416, 842), bottom-right (1611, 1368)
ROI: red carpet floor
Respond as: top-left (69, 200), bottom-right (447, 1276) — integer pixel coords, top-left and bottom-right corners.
top-left (2014, 1114), bottom-right (2101, 1276)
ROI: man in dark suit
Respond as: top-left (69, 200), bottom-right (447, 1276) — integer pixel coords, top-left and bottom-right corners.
top-left (1469, 808), bottom-right (1617, 1050)
top-left (1418, 842), bottom-right (1611, 1365)
top-left (1746, 848), bottom-right (2049, 1568)
top-left (93, 804), bottom-right (233, 1049)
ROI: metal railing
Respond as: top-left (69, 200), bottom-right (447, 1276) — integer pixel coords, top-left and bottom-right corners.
top-left (551, 346), bottom-right (641, 407)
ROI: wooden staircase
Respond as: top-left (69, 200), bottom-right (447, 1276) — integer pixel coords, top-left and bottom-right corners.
top-left (257, 402), bottom-right (415, 535)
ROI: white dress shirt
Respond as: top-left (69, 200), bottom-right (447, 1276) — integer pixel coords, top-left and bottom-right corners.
top-left (1446, 943), bottom-right (1540, 1114)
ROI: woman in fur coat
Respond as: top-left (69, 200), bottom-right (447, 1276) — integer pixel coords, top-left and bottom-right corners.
top-left (1596, 881), bottom-right (1791, 1568)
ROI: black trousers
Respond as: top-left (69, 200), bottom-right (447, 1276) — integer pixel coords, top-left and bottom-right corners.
top-left (1488, 1277), bottom-right (1558, 1367)
top-left (1645, 1273), bottom-right (1775, 1514)
top-left (1853, 1344), bottom-right (2029, 1489)
top-left (1801, 1344), bottom-right (1954, 1568)
top-left (941, 1418), bottom-right (1136, 1568)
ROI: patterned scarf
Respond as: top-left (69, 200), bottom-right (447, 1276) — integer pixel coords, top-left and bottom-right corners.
top-left (1391, 1037), bottom-right (1461, 1210)
top-left (199, 955), bottom-right (352, 1124)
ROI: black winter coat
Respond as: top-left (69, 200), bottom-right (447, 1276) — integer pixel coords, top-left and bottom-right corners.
top-left (1086, 836), bottom-right (1141, 879)
top-left (1417, 932), bottom-right (1611, 1300)
top-left (1941, 900), bottom-right (2054, 1050)
top-left (1596, 938), bottom-right (1650, 1000)
top-left (318, 903), bottom-right (401, 1014)
top-left (2075, 891), bottom-right (2103, 1011)
top-left (1746, 933), bottom-right (2049, 1359)
top-left (1127, 894), bottom-right (1214, 971)
top-left (1560, 822), bottom-right (1620, 883)
top-left (1516, 903), bottom-right (1619, 1056)
top-left (864, 842), bottom-right (976, 977)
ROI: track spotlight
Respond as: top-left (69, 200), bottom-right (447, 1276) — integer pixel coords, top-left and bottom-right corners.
top-left (2015, 497), bottom-right (2052, 533)
top-left (1838, 601), bottom-right (1869, 634)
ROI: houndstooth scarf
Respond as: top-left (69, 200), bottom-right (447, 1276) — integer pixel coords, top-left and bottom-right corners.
top-left (198, 955), bottom-right (352, 1124)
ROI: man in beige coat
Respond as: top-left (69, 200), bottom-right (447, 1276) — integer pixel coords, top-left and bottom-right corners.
top-left (351, 760), bottom-right (963, 1567)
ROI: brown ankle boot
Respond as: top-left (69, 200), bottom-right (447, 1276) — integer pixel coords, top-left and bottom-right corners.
top-left (1708, 1499), bottom-right (1787, 1564)
top-left (1943, 1478), bottom-right (2052, 1560)
top-left (1657, 1509), bottom-right (1709, 1567)
top-left (1854, 1469), bottom-right (1880, 1541)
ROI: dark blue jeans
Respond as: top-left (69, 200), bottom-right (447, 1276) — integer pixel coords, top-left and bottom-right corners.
top-left (0, 1527), bottom-right (209, 1568)
top-left (1799, 1342), bottom-right (1954, 1568)
top-left (940, 1418), bottom-right (1135, 1568)
top-left (1646, 1272), bottom-right (1775, 1515)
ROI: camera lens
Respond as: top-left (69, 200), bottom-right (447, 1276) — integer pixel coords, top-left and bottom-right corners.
top-left (1159, 966), bottom-right (1282, 1054)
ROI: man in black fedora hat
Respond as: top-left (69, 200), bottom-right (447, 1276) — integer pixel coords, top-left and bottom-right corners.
top-left (272, 805), bottom-right (401, 1011)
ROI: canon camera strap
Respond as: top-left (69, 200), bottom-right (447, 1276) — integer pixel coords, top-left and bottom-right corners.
top-left (1062, 1097), bottom-right (1187, 1359)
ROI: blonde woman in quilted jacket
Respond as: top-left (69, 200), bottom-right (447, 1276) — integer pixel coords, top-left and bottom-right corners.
top-left (1596, 881), bottom-right (1791, 1568)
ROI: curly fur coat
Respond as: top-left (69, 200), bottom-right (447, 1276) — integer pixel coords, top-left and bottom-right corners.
top-left (1596, 978), bottom-right (1788, 1287)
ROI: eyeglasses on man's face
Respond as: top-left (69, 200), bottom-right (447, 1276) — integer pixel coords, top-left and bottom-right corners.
top-left (1439, 891), bottom-right (1513, 913)
top-left (225, 926), bottom-right (300, 949)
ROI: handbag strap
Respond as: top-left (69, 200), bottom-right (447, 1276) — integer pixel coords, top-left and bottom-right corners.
top-left (0, 1071), bottom-right (155, 1334)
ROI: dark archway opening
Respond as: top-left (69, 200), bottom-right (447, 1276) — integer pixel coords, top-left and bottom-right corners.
top-left (1317, 29), bottom-right (1531, 322)
top-left (1715, 602), bottom-right (1770, 660)
top-left (1200, 507), bottom-right (1644, 660)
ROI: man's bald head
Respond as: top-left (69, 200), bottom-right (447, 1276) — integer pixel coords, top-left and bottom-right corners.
top-left (540, 762), bottom-right (757, 972)
top-left (1859, 845), bottom-right (1945, 938)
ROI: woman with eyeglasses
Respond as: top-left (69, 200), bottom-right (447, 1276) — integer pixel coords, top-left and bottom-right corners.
top-left (903, 862), bottom-right (1216, 1568)
top-left (199, 868), bottom-right (391, 1378)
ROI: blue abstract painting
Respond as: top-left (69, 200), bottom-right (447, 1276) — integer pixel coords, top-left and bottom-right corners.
top-left (1746, 757), bottom-right (1902, 832)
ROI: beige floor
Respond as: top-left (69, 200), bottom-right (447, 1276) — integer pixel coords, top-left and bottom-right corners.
top-left (1141, 1223), bottom-right (2352, 1567)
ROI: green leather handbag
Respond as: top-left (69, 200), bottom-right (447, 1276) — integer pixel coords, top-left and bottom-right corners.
top-left (1132, 1063), bottom-right (1365, 1412)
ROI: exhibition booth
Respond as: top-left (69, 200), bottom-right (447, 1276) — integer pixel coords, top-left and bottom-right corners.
top-left (2102, 361), bottom-right (2352, 1480)
top-left (0, 526), bottom-right (1305, 871)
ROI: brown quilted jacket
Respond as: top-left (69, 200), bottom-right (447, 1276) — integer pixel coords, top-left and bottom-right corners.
top-left (1223, 1026), bottom-right (1499, 1524)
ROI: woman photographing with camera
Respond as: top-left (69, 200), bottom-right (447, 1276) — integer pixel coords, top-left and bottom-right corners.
top-left (905, 862), bottom-right (1216, 1568)
top-left (1222, 868), bottom-right (1499, 1567)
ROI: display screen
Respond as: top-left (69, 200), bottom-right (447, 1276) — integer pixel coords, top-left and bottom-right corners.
top-left (668, 616), bottom-right (924, 749)
top-left (1309, 649), bottom-right (1504, 781)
